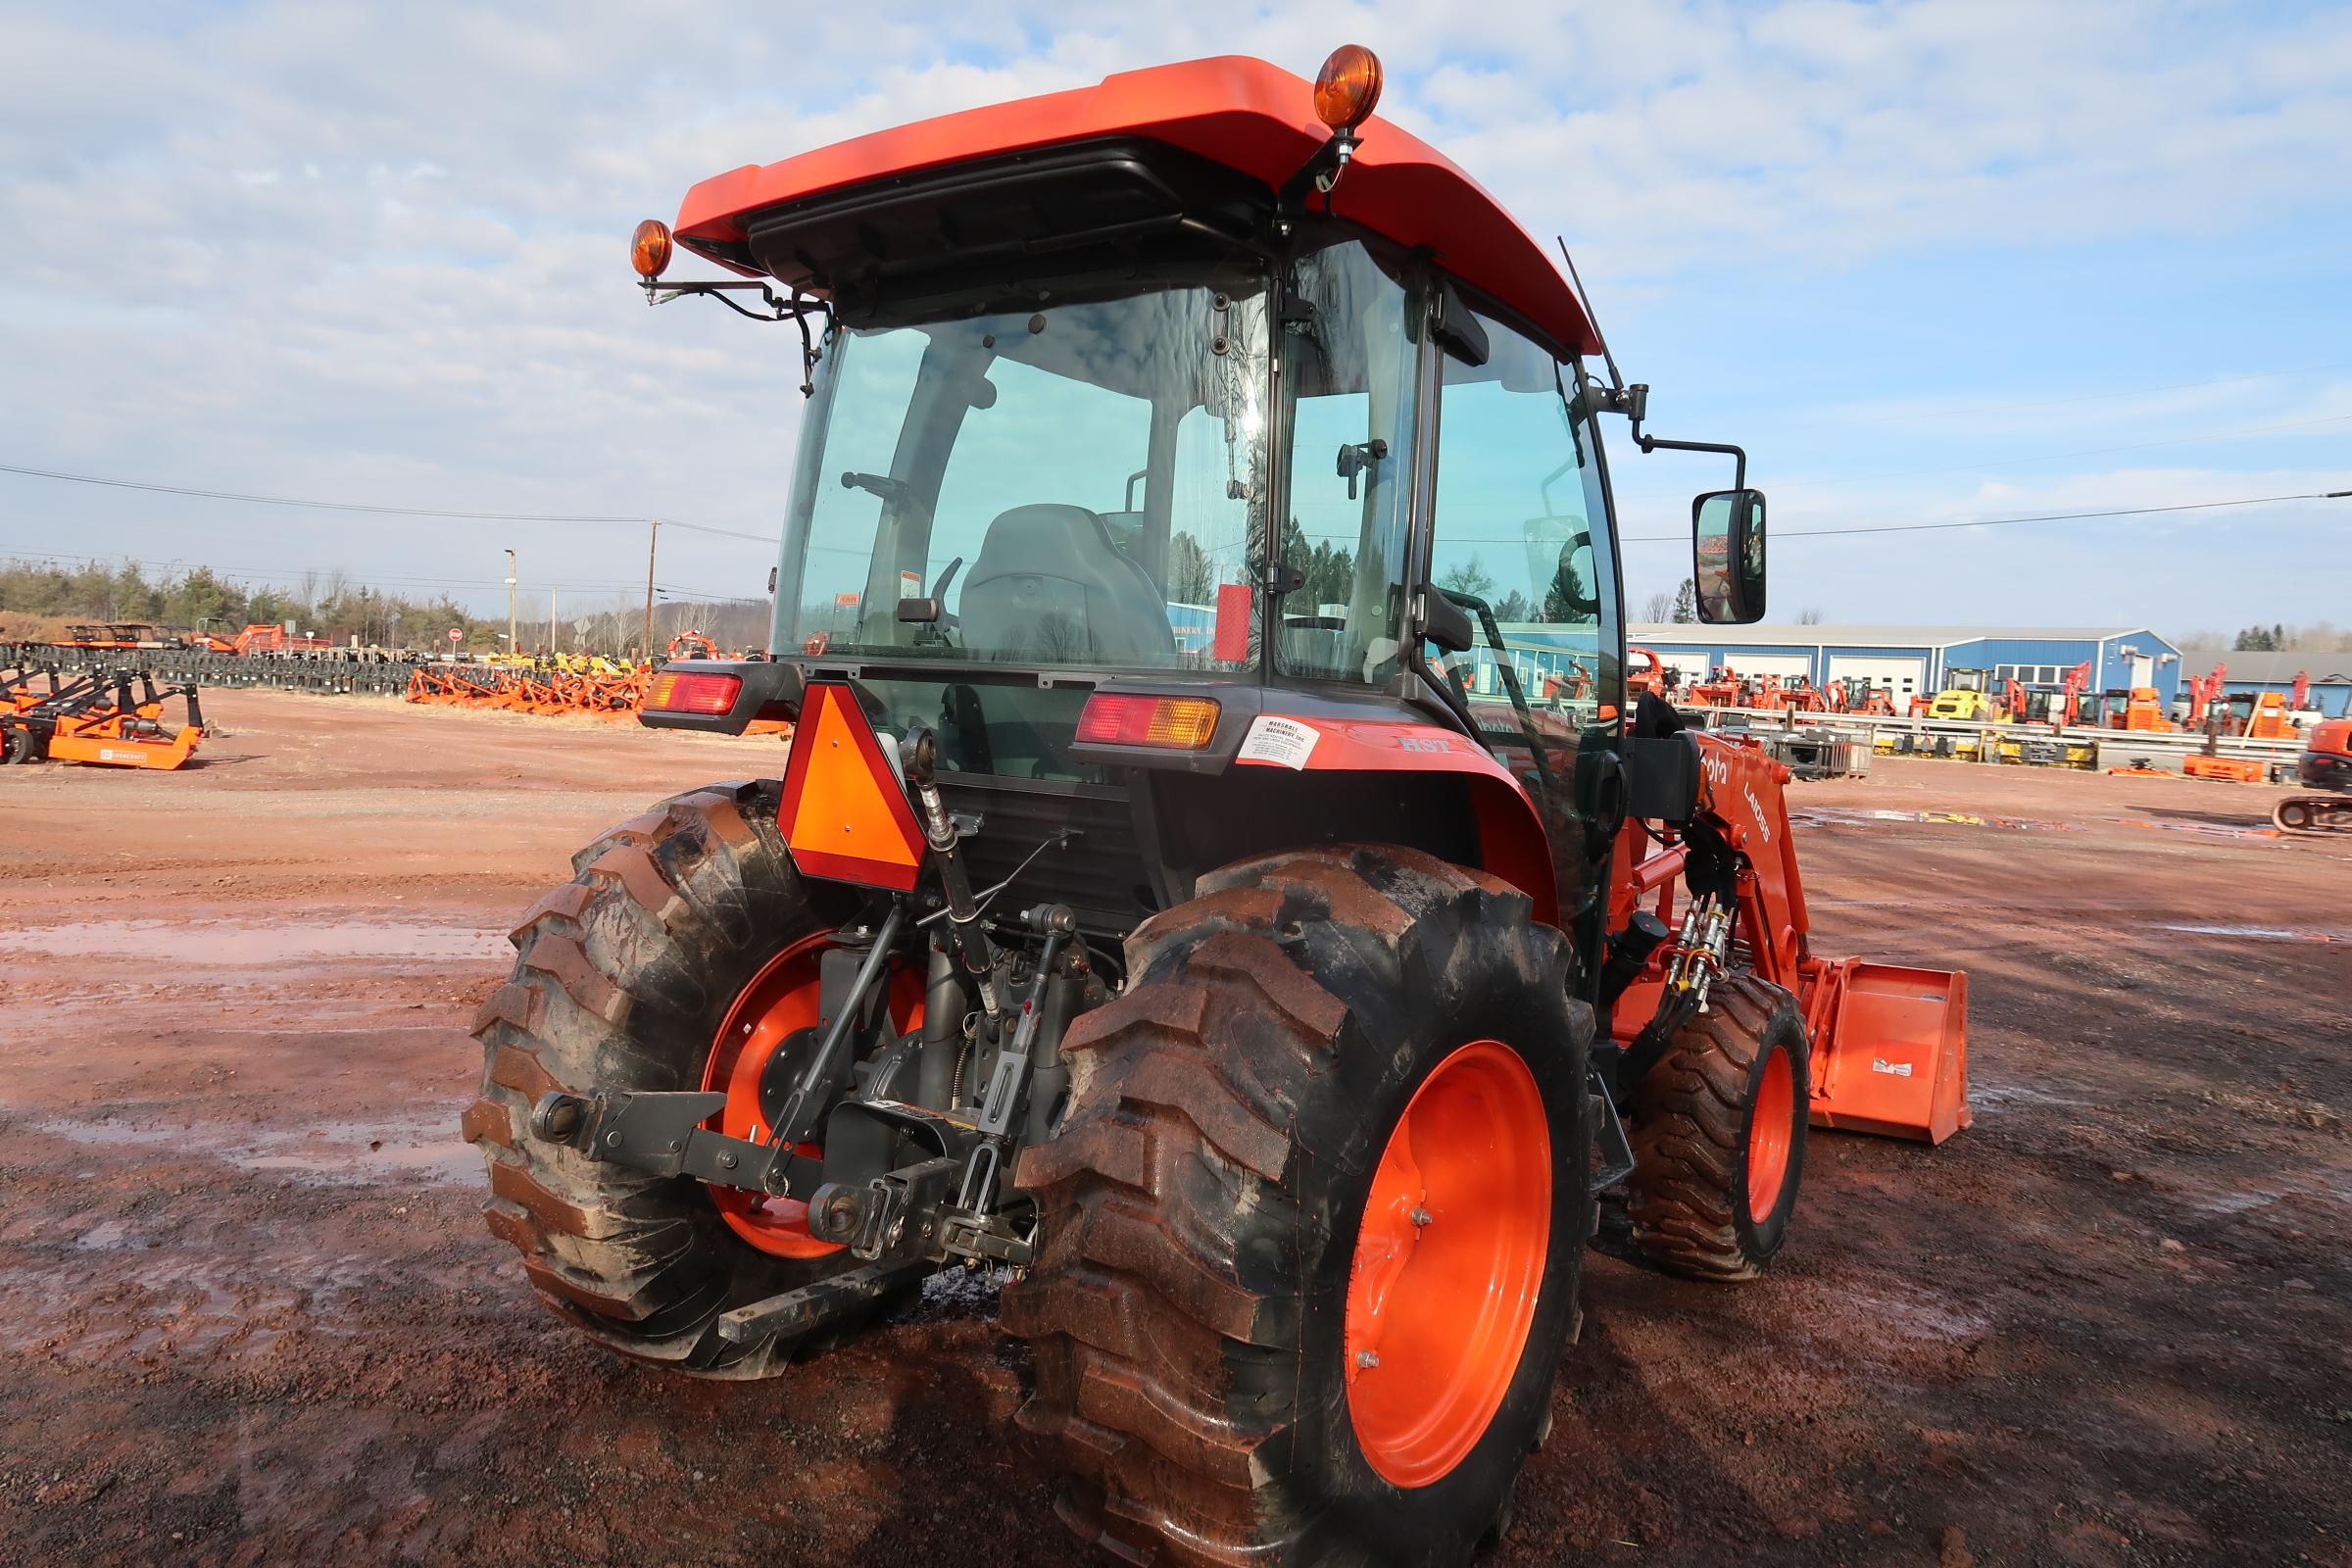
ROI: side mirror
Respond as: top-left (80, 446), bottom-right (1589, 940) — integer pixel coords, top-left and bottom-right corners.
top-left (1692, 488), bottom-right (1766, 623)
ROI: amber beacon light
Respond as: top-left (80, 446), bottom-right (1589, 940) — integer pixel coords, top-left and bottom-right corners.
top-left (1313, 45), bottom-right (1384, 131)
top-left (630, 218), bottom-right (673, 279)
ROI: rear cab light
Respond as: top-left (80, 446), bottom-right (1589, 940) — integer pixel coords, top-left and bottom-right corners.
top-left (1076, 693), bottom-right (1220, 749)
top-left (647, 670), bottom-right (743, 715)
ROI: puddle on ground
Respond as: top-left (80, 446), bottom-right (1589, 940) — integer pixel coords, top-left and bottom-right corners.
top-left (0, 918), bottom-right (506, 963)
top-left (1790, 807), bottom-right (2080, 832)
top-left (0, 1246), bottom-right (400, 1360)
top-left (2110, 817), bottom-right (2282, 841)
top-left (7, 1107), bottom-right (479, 1186)
top-left (2156, 923), bottom-right (2343, 943)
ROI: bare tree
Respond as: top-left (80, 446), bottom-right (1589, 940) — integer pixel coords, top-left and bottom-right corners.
top-left (1796, 608), bottom-right (1824, 625)
top-left (1642, 589), bottom-right (1676, 622)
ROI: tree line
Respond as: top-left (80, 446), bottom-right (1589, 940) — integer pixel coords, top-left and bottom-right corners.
top-left (0, 559), bottom-right (498, 648)
top-left (0, 558), bottom-right (765, 656)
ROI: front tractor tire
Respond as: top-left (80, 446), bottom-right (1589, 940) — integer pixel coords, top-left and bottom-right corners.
top-left (1626, 972), bottom-right (1809, 1282)
top-left (464, 780), bottom-right (889, 1378)
top-left (1005, 845), bottom-right (1593, 1568)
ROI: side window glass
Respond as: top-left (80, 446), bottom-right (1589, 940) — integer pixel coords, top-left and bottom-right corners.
top-left (1429, 318), bottom-right (1619, 735)
top-left (792, 329), bottom-right (926, 650)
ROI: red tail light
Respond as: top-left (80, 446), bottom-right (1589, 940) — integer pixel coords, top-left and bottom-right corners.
top-left (647, 670), bottom-right (742, 715)
top-left (1077, 693), bottom-right (1220, 749)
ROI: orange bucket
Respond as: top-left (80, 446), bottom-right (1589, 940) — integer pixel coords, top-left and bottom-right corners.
top-left (1808, 960), bottom-right (1970, 1144)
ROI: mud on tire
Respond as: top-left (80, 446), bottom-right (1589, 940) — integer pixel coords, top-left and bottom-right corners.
top-left (463, 779), bottom-right (870, 1378)
top-left (1625, 972), bottom-right (1809, 1282)
top-left (1004, 845), bottom-right (1592, 1567)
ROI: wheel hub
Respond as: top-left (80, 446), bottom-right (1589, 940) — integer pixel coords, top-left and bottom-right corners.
top-left (1746, 1049), bottom-right (1795, 1217)
top-left (700, 934), bottom-right (920, 1259)
top-left (1343, 1040), bottom-right (1550, 1489)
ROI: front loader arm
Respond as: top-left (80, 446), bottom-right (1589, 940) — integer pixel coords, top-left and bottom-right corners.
top-left (1685, 733), bottom-right (1811, 994)
top-left (1607, 730), bottom-right (1972, 1145)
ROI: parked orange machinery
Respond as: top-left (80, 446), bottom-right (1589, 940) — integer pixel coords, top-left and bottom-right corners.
top-left (1, 664), bottom-right (205, 768)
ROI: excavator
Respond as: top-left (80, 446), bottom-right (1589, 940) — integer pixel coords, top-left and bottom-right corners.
top-left (461, 49), bottom-right (1970, 1567)
top-left (2275, 716), bottom-right (2352, 831)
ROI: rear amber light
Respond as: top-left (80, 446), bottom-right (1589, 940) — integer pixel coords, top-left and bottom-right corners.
top-left (647, 670), bottom-right (741, 715)
top-left (1076, 694), bottom-right (1220, 749)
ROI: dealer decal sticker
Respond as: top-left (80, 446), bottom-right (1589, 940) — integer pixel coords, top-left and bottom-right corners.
top-left (1237, 715), bottom-right (1319, 770)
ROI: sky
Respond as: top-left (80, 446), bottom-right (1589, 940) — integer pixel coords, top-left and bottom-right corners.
top-left (1, 0), bottom-right (2347, 640)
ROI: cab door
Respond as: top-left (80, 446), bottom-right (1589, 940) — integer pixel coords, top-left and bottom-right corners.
top-left (1423, 306), bottom-right (1623, 988)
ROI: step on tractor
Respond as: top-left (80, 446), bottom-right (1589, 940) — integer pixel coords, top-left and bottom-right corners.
top-left (465, 51), bottom-right (1969, 1567)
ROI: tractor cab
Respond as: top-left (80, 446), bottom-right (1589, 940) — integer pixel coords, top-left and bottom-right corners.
top-left (634, 53), bottom-right (1766, 976)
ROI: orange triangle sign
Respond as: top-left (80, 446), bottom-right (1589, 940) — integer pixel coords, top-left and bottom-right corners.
top-left (777, 683), bottom-right (927, 890)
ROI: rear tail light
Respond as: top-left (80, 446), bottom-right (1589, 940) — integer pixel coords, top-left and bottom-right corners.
top-left (647, 670), bottom-right (742, 715)
top-left (1077, 694), bottom-right (1220, 749)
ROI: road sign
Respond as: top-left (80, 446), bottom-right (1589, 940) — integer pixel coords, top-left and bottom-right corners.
top-left (448, 627), bottom-right (464, 644)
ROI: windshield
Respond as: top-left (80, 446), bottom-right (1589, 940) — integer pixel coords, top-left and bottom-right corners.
top-left (772, 279), bottom-right (1272, 670)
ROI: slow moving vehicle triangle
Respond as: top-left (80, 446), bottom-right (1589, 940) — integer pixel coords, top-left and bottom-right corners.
top-left (777, 682), bottom-right (927, 890)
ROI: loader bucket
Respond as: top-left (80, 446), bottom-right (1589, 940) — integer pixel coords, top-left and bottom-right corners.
top-left (1808, 960), bottom-right (1970, 1144)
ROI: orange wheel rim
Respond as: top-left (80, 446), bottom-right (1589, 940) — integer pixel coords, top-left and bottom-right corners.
top-left (700, 933), bottom-right (921, 1258)
top-left (1344, 1040), bottom-right (1550, 1489)
top-left (1746, 1049), bottom-right (1794, 1218)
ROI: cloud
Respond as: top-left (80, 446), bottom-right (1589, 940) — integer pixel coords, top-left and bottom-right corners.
top-left (0, 0), bottom-right (2346, 624)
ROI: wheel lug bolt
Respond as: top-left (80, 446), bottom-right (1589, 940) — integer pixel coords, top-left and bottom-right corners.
top-left (1409, 1207), bottom-right (1432, 1227)
top-left (1356, 1349), bottom-right (1379, 1369)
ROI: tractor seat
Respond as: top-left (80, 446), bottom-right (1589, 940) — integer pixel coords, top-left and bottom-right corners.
top-left (958, 504), bottom-right (1175, 665)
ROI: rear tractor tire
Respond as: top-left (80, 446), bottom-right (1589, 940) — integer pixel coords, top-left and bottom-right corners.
top-left (1006, 845), bottom-right (1592, 1568)
top-left (1626, 972), bottom-right (1809, 1282)
top-left (464, 779), bottom-right (910, 1378)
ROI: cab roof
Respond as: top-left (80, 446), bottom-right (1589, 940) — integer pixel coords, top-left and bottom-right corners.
top-left (674, 55), bottom-right (1601, 358)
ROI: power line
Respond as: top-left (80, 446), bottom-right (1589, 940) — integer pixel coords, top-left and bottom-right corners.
top-left (1624, 488), bottom-right (2350, 543)
top-left (0, 462), bottom-right (775, 544)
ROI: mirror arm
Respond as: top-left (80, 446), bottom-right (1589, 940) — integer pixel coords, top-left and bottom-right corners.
top-left (1634, 433), bottom-right (1746, 492)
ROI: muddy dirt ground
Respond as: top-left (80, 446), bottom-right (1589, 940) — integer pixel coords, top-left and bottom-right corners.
top-left (1, 691), bottom-right (2346, 1567)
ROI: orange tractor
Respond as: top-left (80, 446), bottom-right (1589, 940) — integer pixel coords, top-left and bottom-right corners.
top-left (465, 51), bottom-right (1968, 1566)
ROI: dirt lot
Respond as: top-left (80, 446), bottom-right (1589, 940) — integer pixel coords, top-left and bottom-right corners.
top-left (1, 690), bottom-right (2346, 1567)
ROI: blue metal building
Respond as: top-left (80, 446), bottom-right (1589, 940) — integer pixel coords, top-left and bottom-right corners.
top-left (1627, 624), bottom-right (2185, 706)
top-left (2205, 649), bottom-right (2352, 718)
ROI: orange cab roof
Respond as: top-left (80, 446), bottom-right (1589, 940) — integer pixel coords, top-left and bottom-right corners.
top-left (674, 55), bottom-right (1601, 357)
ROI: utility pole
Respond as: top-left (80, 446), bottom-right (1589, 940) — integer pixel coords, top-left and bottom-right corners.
top-left (550, 586), bottom-right (560, 653)
top-left (642, 519), bottom-right (660, 659)
top-left (505, 548), bottom-right (518, 656)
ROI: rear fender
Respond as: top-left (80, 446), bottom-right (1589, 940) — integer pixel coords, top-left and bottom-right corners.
top-left (1225, 712), bottom-right (1558, 927)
